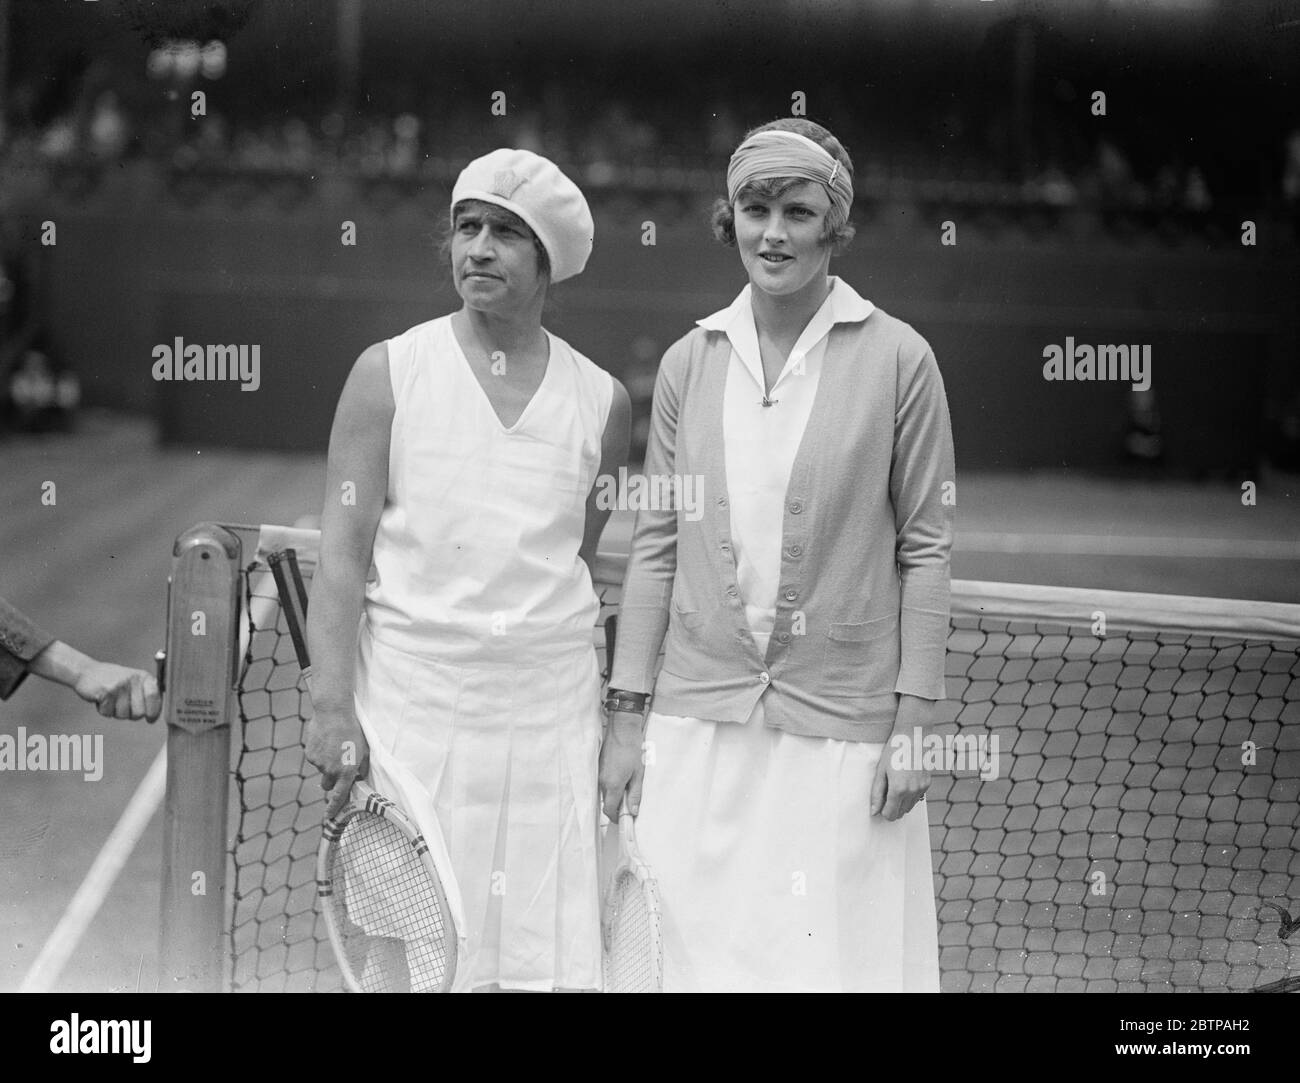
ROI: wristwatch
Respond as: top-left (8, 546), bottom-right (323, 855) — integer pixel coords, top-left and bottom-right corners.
top-left (603, 688), bottom-right (650, 714)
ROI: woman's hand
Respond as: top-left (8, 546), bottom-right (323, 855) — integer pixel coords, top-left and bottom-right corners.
top-left (599, 709), bottom-right (646, 819)
top-left (305, 704), bottom-right (370, 818)
top-left (870, 755), bottom-right (931, 821)
top-left (871, 694), bottom-right (937, 821)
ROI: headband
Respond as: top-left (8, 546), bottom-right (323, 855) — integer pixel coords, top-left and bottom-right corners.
top-left (725, 129), bottom-right (853, 224)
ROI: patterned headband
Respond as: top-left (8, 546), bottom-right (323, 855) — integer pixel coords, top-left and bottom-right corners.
top-left (725, 130), bottom-right (853, 222)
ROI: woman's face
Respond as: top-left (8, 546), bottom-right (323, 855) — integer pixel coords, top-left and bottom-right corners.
top-left (451, 202), bottom-right (547, 313)
top-left (733, 181), bottom-right (833, 298)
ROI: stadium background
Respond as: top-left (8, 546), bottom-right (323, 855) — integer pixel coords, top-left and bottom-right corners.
top-left (0, 0), bottom-right (1297, 991)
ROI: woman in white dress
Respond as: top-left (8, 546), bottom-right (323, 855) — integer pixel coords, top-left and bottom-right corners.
top-left (306, 148), bottom-right (631, 992)
top-left (599, 119), bottom-right (955, 992)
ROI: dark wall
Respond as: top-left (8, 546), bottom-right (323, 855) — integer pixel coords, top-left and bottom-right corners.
top-left (32, 189), bottom-right (1298, 473)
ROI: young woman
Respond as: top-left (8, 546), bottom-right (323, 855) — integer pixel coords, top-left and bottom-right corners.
top-left (306, 148), bottom-right (631, 992)
top-left (600, 119), bottom-right (954, 992)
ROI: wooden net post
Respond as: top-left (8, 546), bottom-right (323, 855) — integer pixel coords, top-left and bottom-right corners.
top-left (158, 523), bottom-right (241, 991)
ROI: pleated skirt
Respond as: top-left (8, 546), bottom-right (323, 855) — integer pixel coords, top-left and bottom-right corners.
top-left (353, 623), bottom-right (605, 992)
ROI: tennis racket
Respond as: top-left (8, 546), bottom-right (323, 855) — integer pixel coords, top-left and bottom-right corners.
top-left (317, 779), bottom-right (457, 992)
top-left (268, 547), bottom-right (459, 993)
top-left (602, 802), bottom-right (664, 992)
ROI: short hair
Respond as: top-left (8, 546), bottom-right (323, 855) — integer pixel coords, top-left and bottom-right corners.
top-left (440, 199), bottom-right (552, 278)
top-left (711, 118), bottom-right (856, 251)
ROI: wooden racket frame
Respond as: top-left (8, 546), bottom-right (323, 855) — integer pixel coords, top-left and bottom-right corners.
top-left (602, 804), bottom-right (665, 993)
top-left (316, 778), bottom-right (458, 993)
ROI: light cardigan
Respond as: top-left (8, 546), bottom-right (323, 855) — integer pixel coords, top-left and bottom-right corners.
top-left (608, 295), bottom-right (956, 743)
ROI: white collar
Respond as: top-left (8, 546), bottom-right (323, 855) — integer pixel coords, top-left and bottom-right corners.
top-left (695, 276), bottom-right (875, 334)
top-left (696, 277), bottom-right (875, 395)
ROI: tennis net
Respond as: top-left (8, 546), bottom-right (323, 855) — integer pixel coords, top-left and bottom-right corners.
top-left (166, 523), bottom-right (1300, 992)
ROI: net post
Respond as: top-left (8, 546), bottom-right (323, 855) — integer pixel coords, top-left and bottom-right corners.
top-left (158, 522), bottom-right (242, 992)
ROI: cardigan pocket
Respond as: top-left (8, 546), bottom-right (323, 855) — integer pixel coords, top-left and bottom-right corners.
top-left (823, 616), bottom-right (899, 695)
top-left (662, 601), bottom-right (711, 678)
top-left (669, 599), bottom-right (707, 631)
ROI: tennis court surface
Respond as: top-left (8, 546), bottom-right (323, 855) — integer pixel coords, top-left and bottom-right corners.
top-left (2, 413), bottom-right (1298, 991)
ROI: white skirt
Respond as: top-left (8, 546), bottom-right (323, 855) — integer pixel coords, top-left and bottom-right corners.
top-left (353, 624), bottom-right (604, 991)
top-left (637, 707), bottom-right (941, 993)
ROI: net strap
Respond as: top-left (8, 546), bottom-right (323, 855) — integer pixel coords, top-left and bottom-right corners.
top-left (251, 523), bottom-right (1300, 641)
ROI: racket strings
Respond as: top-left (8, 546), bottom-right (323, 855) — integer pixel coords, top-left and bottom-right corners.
top-left (324, 814), bottom-right (450, 992)
top-left (606, 869), bottom-right (658, 992)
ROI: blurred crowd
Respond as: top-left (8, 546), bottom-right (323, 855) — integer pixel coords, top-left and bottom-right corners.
top-left (1, 28), bottom-right (1297, 458)
top-left (0, 228), bottom-right (79, 438)
top-left (2, 67), bottom-right (1298, 222)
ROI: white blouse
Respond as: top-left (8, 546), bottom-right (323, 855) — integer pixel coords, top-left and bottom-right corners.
top-left (703, 277), bottom-right (876, 647)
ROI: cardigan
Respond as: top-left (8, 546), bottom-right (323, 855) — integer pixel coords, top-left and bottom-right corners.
top-left (608, 298), bottom-right (956, 743)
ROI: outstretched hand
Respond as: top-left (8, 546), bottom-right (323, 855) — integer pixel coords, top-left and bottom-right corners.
top-left (73, 660), bottom-right (162, 722)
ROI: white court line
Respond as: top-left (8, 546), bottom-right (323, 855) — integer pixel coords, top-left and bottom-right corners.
top-left (19, 745), bottom-right (169, 993)
top-left (20, 522), bottom-right (299, 994)
top-left (960, 533), bottom-right (1300, 561)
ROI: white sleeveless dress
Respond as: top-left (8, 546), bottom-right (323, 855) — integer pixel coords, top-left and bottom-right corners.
top-left (353, 314), bottom-right (613, 992)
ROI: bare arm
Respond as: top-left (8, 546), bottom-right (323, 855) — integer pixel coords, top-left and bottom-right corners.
top-left (1, 595), bottom-right (159, 719)
top-left (579, 377), bottom-right (632, 571)
top-left (305, 341), bottom-right (393, 812)
top-left (28, 641), bottom-right (162, 721)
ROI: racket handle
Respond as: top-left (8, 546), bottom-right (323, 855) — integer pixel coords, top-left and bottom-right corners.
top-left (268, 548), bottom-right (311, 671)
top-left (601, 614), bottom-right (617, 683)
top-left (286, 547), bottom-right (310, 617)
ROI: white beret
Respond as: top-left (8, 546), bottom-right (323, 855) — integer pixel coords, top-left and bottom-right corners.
top-left (451, 148), bottom-right (594, 283)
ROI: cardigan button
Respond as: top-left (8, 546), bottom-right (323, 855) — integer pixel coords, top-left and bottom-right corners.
top-left (783, 588), bottom-right (798, 601)
top-left (726, 586), bottom-right (738, 597)
top-left (789, 500), bottom-right (803, 514)
top-left (787, 544), bottom-right (803, 558)
top-left (758, 672), bottom-right (770, 685)
top-left (777, 632), bottom-right (791, 644)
